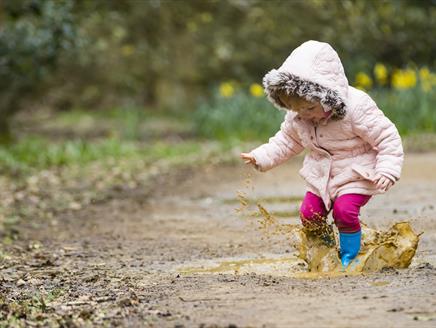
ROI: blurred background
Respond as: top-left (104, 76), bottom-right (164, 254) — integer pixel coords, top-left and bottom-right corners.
top-left (0, 0), bottom-right (435, 236)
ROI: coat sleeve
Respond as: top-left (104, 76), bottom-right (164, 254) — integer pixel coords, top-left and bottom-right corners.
top-left (351, 94), bottom-right (404, 182)
top-left (249, 111), bottom-right (304, 172)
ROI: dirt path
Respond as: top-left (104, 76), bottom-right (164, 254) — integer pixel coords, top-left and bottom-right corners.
top-left (2, 153), bottom-right (436, 327)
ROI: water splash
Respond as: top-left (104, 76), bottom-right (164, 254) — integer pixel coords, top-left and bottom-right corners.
top-left (295, 222), bottom-right (419, 273)
top-left (178, 174), bottom-right (420, 277)
top-left (235, 173), bottom-right (420, 274)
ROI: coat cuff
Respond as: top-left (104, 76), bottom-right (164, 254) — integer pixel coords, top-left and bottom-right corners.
top-left (379, 172), bottom-right (397, 183)
top-left (249, 148), bottom-right (272, 172)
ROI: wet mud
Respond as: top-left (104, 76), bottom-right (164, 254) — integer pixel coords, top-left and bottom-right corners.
top-left (181, 175), bottom-right (420, 278)
top-left (2, 153), bottom-right (436, 327)
top-left (296, 221), bottom-right (419, 273)
top-left (241, 174), bottom-right (419, 272)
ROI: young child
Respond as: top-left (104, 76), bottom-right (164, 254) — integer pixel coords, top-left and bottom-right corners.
top-left (241, 40), bottom-right (404, 268)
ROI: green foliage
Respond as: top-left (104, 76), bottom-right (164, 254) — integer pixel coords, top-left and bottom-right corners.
top-left (69, 0), bottom-right (434, 111)
top-left (193, 87), bottom-right (436, 141)
top-left (1, 0), bottom-right (435, 144)
top-left (0, 135), bottom-right (205, 175)
top-left (194, 91), bottom-right (285, 141)
top-left (372, 88), bottom-right (436, 135)
top-left (0, 138), bottom-right (136, 173)
top-left (0, 0), bottom-right (78, 137)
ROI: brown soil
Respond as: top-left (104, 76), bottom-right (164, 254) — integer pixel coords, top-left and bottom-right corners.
top-left (2, 153), bottom-right (436, 327)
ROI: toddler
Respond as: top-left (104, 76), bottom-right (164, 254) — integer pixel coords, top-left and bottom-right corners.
top-left (241, 40), bottom-right (404, 268)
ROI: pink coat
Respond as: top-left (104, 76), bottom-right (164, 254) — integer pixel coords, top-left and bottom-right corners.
top-left (250, 41), bottom-right (404, 210)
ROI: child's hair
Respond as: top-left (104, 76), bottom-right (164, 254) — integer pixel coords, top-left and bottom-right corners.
top-left (275, 89), bottom-right (313, 113)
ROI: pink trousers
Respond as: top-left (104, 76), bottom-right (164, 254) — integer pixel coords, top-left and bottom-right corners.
top-left (299, 192), bottom-right (371, 233)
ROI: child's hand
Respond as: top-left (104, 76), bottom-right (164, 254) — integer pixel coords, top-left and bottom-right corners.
top-left (373, 174), bottom-right (394, 192)
top-left (240, 153), bottom-right (257, 166)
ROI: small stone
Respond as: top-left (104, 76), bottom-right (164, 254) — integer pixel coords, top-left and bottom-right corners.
top-left (387, 307), bottom-right (403, 312)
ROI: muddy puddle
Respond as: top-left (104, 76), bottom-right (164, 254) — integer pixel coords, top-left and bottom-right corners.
top-left (178, 254), bottom-right (306, 277)
top-left (178, 221), bottom-right (418, 278)
top-left (179, 174), bottom-right (420, 278)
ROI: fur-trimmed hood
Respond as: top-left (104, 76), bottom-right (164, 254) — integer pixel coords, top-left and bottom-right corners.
top-left (263, 40), bottom-right (349, 120)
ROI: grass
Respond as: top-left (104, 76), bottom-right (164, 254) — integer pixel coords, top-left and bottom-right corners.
top-left (0, 137), bottom-right (137, 174)
top-left (2, 107), bottom-right (204, 175)
top-left (193, 92), bottom-right (285, 141)
top-left (3, 84), bottom-right (436, 176)
top-left (371, 88), bottom-right (436, 136)
top-left (193, 87), bottom-right (436, 141)
top-left (0, 136), bottom-right (207, 175)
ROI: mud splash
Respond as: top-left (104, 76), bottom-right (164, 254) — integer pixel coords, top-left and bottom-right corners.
top-left (235, 174), bottom-right (420, 274)
top-left (296, 222), bottom-right (419, 273)
top-left (178, 175), bottom-right (420, 277)
top-left (177, 221), bottom-right (419, 278)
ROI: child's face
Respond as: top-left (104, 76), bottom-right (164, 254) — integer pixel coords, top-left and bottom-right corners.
top-left (278, 93), bottom-right (328, 124)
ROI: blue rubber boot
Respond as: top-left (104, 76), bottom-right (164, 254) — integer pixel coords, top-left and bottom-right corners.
top-left (339, 231), bottom-right (362, 268)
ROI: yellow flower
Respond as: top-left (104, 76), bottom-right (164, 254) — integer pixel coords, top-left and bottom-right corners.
top-left (249, 83), bottom-right (264, 97)
top-left (354, 72), bottom-right (373, 90)
top-left (374, 63), bottom-right (388, 85)
top-left (219, 82), bottom-right (235, 98)
top-left (391, 68), bottom-right (417, 90)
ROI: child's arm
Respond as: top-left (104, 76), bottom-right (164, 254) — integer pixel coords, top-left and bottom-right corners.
top-left (242, 111), bottom-right (304, 172)
top-left (351, 95), bottom-right (404, 186)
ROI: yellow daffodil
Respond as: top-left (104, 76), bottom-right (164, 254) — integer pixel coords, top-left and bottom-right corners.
top-left (219, 82), bottom-right (235, 98)
top-left (354, 72), bottom-right (373, 90)
top-left (249, 83), bottom-right (264, 97)
top-left (391, 68), bottom-right (417, 90)
top-left (374, 63), bottom-right (388, 85)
